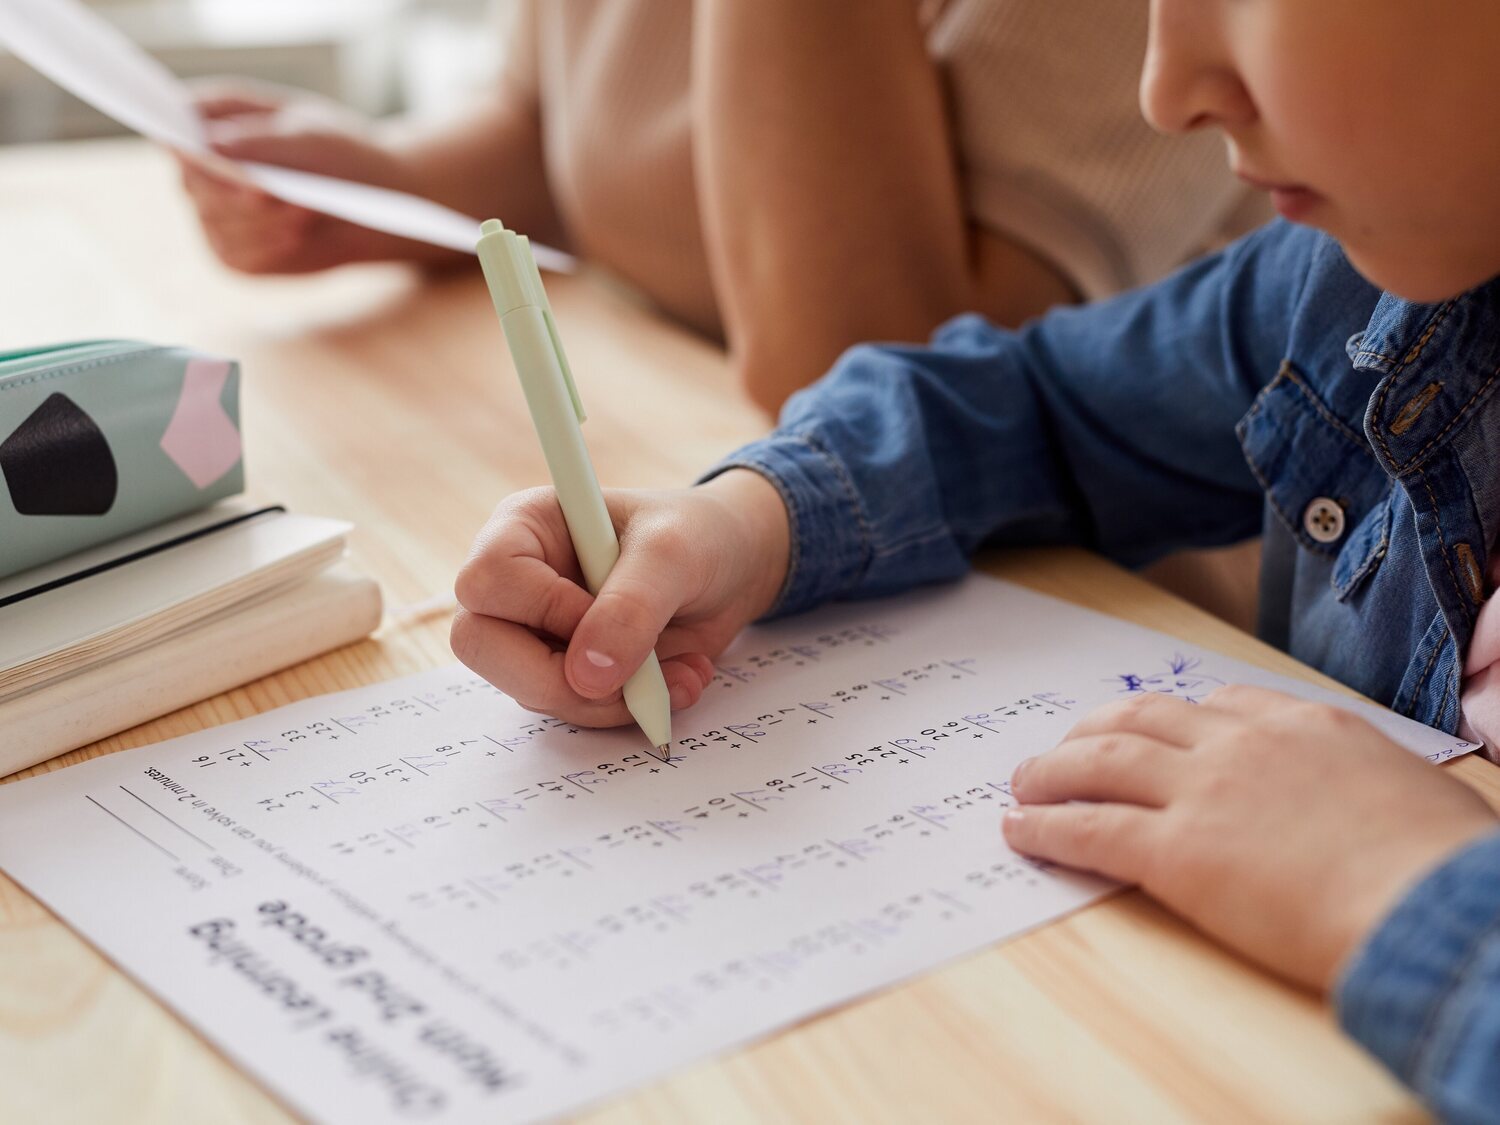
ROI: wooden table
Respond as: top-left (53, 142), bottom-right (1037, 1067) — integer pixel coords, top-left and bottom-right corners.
top-left (2, 139), bottom-right (1497, 1124)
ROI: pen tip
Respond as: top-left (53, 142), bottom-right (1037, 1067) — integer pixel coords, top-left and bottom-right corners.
top-left (656, 745), bottom-right (670, 762)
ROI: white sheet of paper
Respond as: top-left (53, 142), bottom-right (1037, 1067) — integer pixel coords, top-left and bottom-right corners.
top-left (0, 576), bottom-right (1472, 1123)
top-left (0, 0), bottom-right (574, 271)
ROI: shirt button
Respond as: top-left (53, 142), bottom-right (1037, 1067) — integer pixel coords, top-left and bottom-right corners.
top-left (1303, 497), bottom-right (1346, 543)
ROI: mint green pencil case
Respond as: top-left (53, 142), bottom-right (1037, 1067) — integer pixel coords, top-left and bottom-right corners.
top-left (0, 340), bottom-right (245, 580)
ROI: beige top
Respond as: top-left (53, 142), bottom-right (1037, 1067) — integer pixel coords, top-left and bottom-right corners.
top-left (503, 0), bottom-right (1263, 335)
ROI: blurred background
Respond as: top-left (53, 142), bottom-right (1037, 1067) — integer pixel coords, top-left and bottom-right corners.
top-left (0, 0), bottom-right (509, 144)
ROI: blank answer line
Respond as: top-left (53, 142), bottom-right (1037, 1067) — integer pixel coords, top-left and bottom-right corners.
top-left (83, 795), bottom-right (179, 862)
top-left (117, 786), bottom-right (215, 850)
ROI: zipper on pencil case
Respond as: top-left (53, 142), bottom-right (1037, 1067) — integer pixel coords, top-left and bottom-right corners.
top-left (0, 340), bottom-right (154, 378)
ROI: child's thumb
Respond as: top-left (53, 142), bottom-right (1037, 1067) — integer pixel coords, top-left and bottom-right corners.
top-left (564, 558), bottom-right (682, 701)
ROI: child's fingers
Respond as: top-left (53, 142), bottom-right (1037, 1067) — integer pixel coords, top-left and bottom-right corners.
top-left (1064, 690), bottom-right (1222, 747)
top-left (451, 608), bottom-right (619, 722)
top-left (1011, 734), bottom-right (1183, 808)
top-left (647, 647), bottom-right (718, 712)
top-left (464, 491), bottom-right (587, 581)
top-left (454, 552), bottom-right (593, 642)
top-left (661, 650), bottom-right (716, 689)
top-left (564, 544), bottom-right (693, 702)
top-left (659, 654), bottom-right (715, 713)
top-left (450, 609), bottom-right (711, 727)
top-left (1197, 683), bottom-right (1308, 718)
top-left (1001, 802), bottom-right (1161, 884)
top-left (452, 489), bottom-right (597, 642)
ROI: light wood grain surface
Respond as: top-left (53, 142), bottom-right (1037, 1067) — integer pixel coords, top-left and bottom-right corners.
top-left (2, 140), bottom-right (1497, 1125)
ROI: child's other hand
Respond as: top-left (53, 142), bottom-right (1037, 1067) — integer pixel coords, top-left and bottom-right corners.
top-left (1003, 685), bottom-right (1499, 991)
top-left (176, 82), bottom-right (441, 274)
top-left (450, 470), bottom-right (791, 729)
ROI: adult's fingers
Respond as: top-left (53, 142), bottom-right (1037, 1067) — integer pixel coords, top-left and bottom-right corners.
top-left (206, 122), bottom-right (339, 173)
top-left (180, 162), bottom-right (296, 235)
top-left (194, 206), bottom-right (313, 272)
top-left (194, 92), bottom-right (282, 121)
top-left (180, 159), bottom-right (262, 204)
top-left (1011, 733), bottom-right (1183, 808)
top-left (1064, 690), bottom-right (1225, 747)
top-left (1001, 802), bottom-right (1163, 885)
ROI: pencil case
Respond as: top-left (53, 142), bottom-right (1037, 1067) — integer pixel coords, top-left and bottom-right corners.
top-left (0, 340), bottom-right (245, 579)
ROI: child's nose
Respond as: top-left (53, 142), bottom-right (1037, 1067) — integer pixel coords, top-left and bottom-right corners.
top-left (1139, 0), bottom-right (1255, 136)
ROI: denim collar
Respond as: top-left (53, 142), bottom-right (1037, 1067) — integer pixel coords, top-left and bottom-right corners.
top-left (1352, 284), bottom-right (1500, 480)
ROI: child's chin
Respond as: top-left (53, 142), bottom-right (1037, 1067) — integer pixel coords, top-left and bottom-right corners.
top-left (1340, 245), bottom-right (1498, 305)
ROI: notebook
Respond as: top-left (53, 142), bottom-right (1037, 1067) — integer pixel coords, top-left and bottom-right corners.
top-left (0, 501), bottom-right (384, 776)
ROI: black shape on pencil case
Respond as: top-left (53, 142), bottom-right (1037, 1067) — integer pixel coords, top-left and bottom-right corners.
top-left (0, 393), bottom-right (118, 515)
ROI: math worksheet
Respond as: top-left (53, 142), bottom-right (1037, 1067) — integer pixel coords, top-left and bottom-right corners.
top-left (0, 576), bottom-right (1472, 1122)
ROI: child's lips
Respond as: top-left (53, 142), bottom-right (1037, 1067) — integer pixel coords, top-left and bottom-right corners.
top-left (1266, 186), bottom-right (1321, 221)
top-left (1235, 169), bottom-right (1323, 221)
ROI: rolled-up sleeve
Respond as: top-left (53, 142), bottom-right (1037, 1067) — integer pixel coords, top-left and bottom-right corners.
top-left (702, 221), bottom-right (1319, 617)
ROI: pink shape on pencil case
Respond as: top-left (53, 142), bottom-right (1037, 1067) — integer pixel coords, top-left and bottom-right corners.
top-left (158, 357), bottom-right (241, 489)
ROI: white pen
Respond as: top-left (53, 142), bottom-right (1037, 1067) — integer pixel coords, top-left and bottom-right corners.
top-left (475, 218), bottom-right (673, 759)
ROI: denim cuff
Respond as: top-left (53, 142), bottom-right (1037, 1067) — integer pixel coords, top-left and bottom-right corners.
top-left (697, 434), bottom-right (871, 619)
top-left (1336, 830), bottom-right (1500, 1099)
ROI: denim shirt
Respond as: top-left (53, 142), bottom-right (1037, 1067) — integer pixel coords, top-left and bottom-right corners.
top-left (705, 220), bottom-right (1500, 1121)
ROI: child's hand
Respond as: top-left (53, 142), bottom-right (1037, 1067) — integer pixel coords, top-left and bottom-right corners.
top-left (176, 82), bottom-right (445, 274)
top-left (450, 470), bottom-right (791, 729)
top-left (1003, 685), bottom-right (1499, 991)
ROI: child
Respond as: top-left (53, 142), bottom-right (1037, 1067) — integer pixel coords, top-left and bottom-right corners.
top-left (176, 0), bottom-right (1257, 413)
top-left (451, 1), bottom-right (1500, 1117)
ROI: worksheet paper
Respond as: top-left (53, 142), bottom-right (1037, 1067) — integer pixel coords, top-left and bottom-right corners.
top-left (0, 0), bottom-right (574, 271)
top-left (0, 576), bottom-right (1472, 1123)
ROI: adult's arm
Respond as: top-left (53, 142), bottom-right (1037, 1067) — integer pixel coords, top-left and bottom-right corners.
top-left (691, 0), bottom-right (1073, 413)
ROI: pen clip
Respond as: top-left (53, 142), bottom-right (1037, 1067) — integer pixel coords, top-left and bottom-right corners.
top-left (519, 235), bottom-right (587, 425)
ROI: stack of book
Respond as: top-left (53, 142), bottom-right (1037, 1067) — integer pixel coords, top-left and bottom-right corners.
top-left (0, 501), bottom-right (382, 776)
top-left (0, 340), bottom-right (382, 777)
